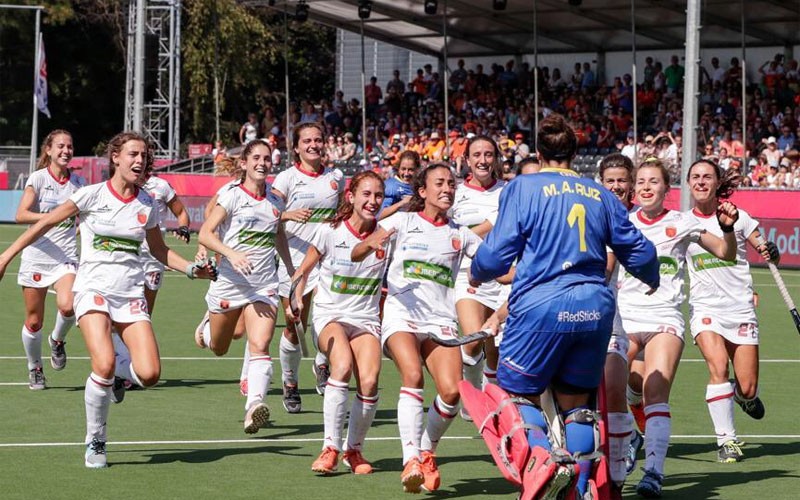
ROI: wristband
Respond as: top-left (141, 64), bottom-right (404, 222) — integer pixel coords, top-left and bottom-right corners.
top-left (185, 263), bottom-right (197, 279)
top-left (720, 224), bottom-right (734, 233)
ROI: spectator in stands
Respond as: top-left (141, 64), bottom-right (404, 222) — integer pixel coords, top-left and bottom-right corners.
top-left (387, 69), bottom-right (405, 96)
top-left (581, 62), bottom-right (596, 89)
top-left (512, 132), bottom-right (530, 164)
top-left (762, 136), bottom-right (782, 167)
top-left (325, 135), bottom-right (340, 161)
top-left (664, 55), bottom-right (685, 94)
top-left (341, 133), bottom-right (357, 161)
top-left (365, 76), bottom-right (383, 120)
top-left (549, 68), bottom-right (566, 91)
top-left (261, 106), bottom-right (278, 137)
top-left (239, 113), bottom-right (259, 145)
top-left (778, 125), bottom-right (796, 151)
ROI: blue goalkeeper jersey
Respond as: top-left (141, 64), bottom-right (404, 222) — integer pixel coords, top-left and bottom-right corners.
top-left (471, 167), bottom-right (659, 312)
top-left (380, 176), bottom-right (414, 212)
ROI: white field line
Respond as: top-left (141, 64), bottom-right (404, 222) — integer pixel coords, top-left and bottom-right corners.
top-left (1, 434), bottom-right (799, 449)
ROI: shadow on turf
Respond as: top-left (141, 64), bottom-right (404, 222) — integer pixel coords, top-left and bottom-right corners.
top-left (670, 441), bottom-right (800, 462)
top-left (651, 468), bottom-right (800, 497)
top-left (111, 445), bottom-right (308, 465)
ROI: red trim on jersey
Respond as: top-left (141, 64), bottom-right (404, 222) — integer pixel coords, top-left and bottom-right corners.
top-left (463, 176), bottom-right (497, 191)
top-left (344, 219), bottom-right (375, 240)
top-left (47, 166), bottom-right (70, 185)
top-left (636, 208), bottom-right (670, 225)
top-left (400, 389), bottom-right (424, 402)
top-left (692, 207), bottom-right (716, 219)
top-left (106, 181), bottom-right (138, 203)
top-left (433, 400), bottom-right (457, 419)
top-left (645, 411), bottom-right (671, 420)
top-left (238, 183), bottom-right (266, 201)
top-left (296, 163), bottom-right (324, 178)
top-left (706, 392), bottom-right (734, 403)
top-left (417, 211), bottom-right (449, 227)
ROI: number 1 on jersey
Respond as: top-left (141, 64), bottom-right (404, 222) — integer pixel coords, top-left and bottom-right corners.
top-left (567, 203), bottom-right (587, 252)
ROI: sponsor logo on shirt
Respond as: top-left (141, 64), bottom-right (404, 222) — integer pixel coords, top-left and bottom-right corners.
top-left (92, 235), bottom-right (142, 254)
top-left (56, 217), bottom-right (76, 229)
top-left (330, 275), bottom-right (381, 296)
top-left (691, 252), bottom-right (736, 271)
top-left (657, 256), bottom-right (679, 275)
top-left (335, 241), bottom-right (349, 249)
top-left (556, 310), bottom-right (602, 322)
top-left (403, 260), bottom-right (454, 287)
top-left (408, 226), bottom-right (423, 234)
top-left (95, 204), bottom-right (112, 213)
top-left (238, 229), bottom-right (275, 248)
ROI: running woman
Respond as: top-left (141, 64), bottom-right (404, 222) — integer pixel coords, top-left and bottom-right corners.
top-left (289, 171), bottom-right (387, 475)
top-left (450, 135), bottom-right (506, 396)
top-left (0, 131), bottom-right (216, 468)
top-left (618, 158), bottom-right (739, 497)
top-left (197, 140), bottom-right (293, 434)
top-left (14, 130), bottom-right (85, 388)
top-left (379, 150), bottom-right (419, 220)
top-left (471, 115), bottom-right (660, 500)
top-left (273, 122), bottom-right (345, 412)
top-left (598, 153), bottom-right (637, 492)
top-left (352, 164), bottom-right (482, 493)
top-left (686, 159), bottom-right (778, 463)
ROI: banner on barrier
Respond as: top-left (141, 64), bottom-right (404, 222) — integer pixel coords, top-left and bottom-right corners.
top-left (747, 219), bottom-right (800, 268)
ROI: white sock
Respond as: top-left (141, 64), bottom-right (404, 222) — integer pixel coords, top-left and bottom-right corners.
top-left (245, 356), bottom-right (273, 411)
top-left (240, 341), bottom-right (251, 381)
top-left (607, 412), bottom-right (634, 484)
top-left (421, 394), bottom-right (458, 453)
top-left (115, 357), bottom-right (145, 387)
top-left (314, 350), bottom-right (328, 367)
top-left (322, 378), bottom-right (349, 451)
top-left (51, 312), bottom-right (76, 342)
top-left (202, 321), bottom-right (212, 349)
top-left (483, 367), bottom-right (497, 386)
top-left (706, 382), bottom-right (737, 446)
top-left (643, 403), bottom-right (671, 475)
top-left (398, 387), bottom-right (424, 464)
top-left (461, 349), bottom-right (485, 389)
top-left (627, 385), bottom-right (643, 406)
top-left (346, 393), bottom-right (379, 452)
top-left (85, 372), bottom-right (112, 443)
top-left (279, 334), bottom-right (301, 385)
top-left (21, 325), bottom-right (43, 370)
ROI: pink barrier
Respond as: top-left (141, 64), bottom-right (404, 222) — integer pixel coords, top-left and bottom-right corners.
top-left (746, 219), bottom-right (800, 268)
top-left (157, 174), bottom-right (263, 197)
top-left (663, 189), bottom-right (800, 219)
top-left (0, 172), bottom-right (7, 190)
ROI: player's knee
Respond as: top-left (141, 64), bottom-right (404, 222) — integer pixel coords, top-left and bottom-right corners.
top-left (329, 362), bottom-right (352, 382)
top-left (25, 318), bottom-right (43, 333)
top-left (357, 374), bottom-right (379, 396)
top-left (707, 360), bottom-right (730, 382)
top-left (93, 359), bottom-right (116, 380)
top-left (401, 369), bottom-right (424, 389)
top-left (209, 344), bottom-right (230, 357)
top-left (736, 380), bottom-right (758, 400)
top-left (439, 387), bottom-right (460, 406)
top-left (563, 407), bottom-right (597, 456)
top-left (137, 370), bottom-right (160, 388)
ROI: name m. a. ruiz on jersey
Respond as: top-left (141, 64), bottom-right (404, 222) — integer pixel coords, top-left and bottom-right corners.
top-left (542, 180), bottom-right (602, 201)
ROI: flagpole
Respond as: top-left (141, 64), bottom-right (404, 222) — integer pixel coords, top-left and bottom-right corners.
top-left (29, 8), bottom-right (41, 174)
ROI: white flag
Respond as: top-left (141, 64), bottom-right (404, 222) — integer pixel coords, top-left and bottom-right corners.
top-left (34, 33), bottom-right (51, 119)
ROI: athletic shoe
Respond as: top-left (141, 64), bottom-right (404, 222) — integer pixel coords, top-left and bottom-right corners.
top-left (630, 402), bottom-right (646, 433)
top-left (282, 383), bottom-right (302, 414)
top-left (311, 446), bottom-right (339, 474)
top-left (84, 439), bottom-right (108, 469)
top-left (460, 407), bottom-right (473, 422)
top-left (343, 449), bottom-right (373, 474)
top-left (313, 362), bottom-right (330, 396)
top-left (736, 395), bottom-right (765, 420)
top-left (626, 429), bottom-right (644, 476)
top-left (239, 379), bottom-right (248, 397)
top-left (419, 451), bottom-right (441, 492)
top-left (48, 336), bottom-right (67, 371)
top-left (28, 367), bottom-right (46, 390)
top-left (401, 457), bottom-right (424, 494)
top-left (636, 468), bottom-right (664, 498)
top-left (110, 376), bottom-right (126, 404)
top-left (244, 402), bottom-right (270, 434)
top-left (194, 311), bottom-right (209, 348)
top-left (717, 440), bottom-right (744, 463)
top-left (540, 463), bottom-right (575, 500)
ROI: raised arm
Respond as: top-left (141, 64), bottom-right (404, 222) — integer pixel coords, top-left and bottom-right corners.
top-left (697, 201), bottom-right (739, 261)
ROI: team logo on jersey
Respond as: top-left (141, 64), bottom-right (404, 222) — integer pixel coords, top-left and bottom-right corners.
top-left (665, 226), bottom-right (677, 238)
top-left (702, 317), bottom-right (712, 325)
top-left (335, 241), bottom-right (349, 249)
top-left (376, 248), bottom-right (385, 259)
top-left (96, 204), bottom-right (112, 213)
top-left (467, 287), bottom-right (476, 294)
top-left (94, 294), bottom-right (105, 306)
top-left (451, 238), bottom-right (462, 251)
top-left (220, 300), bottom-right (230, 310)
top-left (408, 226), bottom-right (423, 234)
top-left (32, 273), bottom-right (42, 282)
top-left (273, 207), bottom-right (280, 218)
top-left (330, 181), bottom-right (338, 191)
top-left (137, 212), bottom-right (147, 225)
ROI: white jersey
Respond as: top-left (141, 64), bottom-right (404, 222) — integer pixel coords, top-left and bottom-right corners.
top-left (311, 221), bottom-right (388, 323)
top-left (686, 208), bottom-right (759, 318)
top-left (272, 165), bottom-right (345, 266)
top-left (617, 209), bottom-right (703, 312)
top-left (140, 176), bottom-right (177, 262)
top-left (380, 212), bottom-right (482, 327)
top-left (21, 168), bottom-right (86, 264)
top-left (214, 183), bottom-right (285, 289)
top-left (70, 181), bottom-right (159, 298)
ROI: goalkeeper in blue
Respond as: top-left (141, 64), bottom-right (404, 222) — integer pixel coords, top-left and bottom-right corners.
top-left (467, 115), bottom-right (660, 500)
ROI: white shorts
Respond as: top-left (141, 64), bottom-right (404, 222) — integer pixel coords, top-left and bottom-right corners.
top-left (277, 260), bottom-right (320, 298)
top-left (205, 279), bottom-right (279, 314)
top-left (607, 332), bottom-right (629, 360)
top-left (312, 314), bottom-right (381, 350)
top-left (622, 307), bottom-right (685, 347)
top-left (74, 291), bottom-right (151, 323)
top-left (690, 310), bottom-right (759, 346)
top-left (454, 269), bottom-right (505, 310)
top-left (17, 259), bottom-right (77, 288)
top-left (143, 258), bottom-right (165, 291)
top-left (381, 316), bottom-right (459, 353)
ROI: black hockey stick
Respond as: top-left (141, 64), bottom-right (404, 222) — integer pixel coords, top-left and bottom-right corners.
top-left (429, 329), bottom-right (492, 347)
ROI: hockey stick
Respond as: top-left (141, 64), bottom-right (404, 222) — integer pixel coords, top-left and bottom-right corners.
top-left (288, 277), bottom-right (310, 356)
top-left (765, 261), bottom-right (800, 335)
top-left (429, 329), bottom-right (492, 347)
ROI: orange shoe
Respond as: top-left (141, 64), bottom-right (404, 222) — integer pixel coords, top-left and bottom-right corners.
top-left (343, 449), bottom-right (373, 474)
top-left (311, 446), bottom-right (339, 474)
top-left (401, 457), bottom-right (424, 493)
top-left (630, 402), bottom-right (646, 434)
top-left (419, 451), bottom-right (441, 492)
